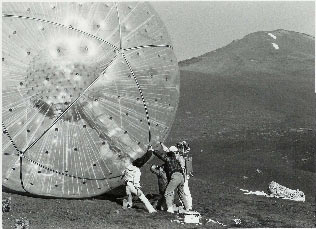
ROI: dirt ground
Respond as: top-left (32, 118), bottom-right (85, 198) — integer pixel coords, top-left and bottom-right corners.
top-left (1, 176), bottom-right (315, 228)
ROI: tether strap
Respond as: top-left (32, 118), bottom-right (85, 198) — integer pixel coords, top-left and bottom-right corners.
top-left (2, 122), bottom-right (27, 192)
top-left (122, 52), bottom-right (152, 143)
top-left (122, 44), bottom-right (173, 51)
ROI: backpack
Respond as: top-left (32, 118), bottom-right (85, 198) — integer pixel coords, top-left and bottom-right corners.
top-left (165, 155), bottom-right (184, 180)
top-left (184, 156), bottom-right (193, 176)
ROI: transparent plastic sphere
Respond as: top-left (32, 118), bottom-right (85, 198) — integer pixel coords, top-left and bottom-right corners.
top-left (2, 2), bottom-right (180, 198)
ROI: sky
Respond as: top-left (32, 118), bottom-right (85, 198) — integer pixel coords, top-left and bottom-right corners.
top-left (151, 1), bottom-right (315, 61)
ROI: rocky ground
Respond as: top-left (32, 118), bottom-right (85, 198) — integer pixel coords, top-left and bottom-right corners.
top-left (2, 177), bottom-right (315, 228)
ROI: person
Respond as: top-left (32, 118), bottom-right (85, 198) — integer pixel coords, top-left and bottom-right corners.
top-left (150, 164), bottom-right (168, 210)
top-left (175, 141), bottom-right (193, 210)
top-left (159, 141), bottom-right (193, 211)
top-left (121, 157), bottom-right (156, 213)
top-left (148, 145), bottom-right (190, 213)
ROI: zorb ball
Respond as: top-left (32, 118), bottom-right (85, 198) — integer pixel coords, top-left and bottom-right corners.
top-left (2, 2), bottom-right (180, 198)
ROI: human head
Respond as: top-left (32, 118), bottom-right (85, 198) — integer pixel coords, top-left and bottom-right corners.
top-left (177, 141), bottom-right (190, 153)
top-left (167, 146), bottom-right (179, 158)
top-left (169, 146), bottom-right (178, 153)
top-left (176, 142), bottom-right (183, 149)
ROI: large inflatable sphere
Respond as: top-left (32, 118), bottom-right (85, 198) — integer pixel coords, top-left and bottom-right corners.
top-left (2, 2), bottom-right (180, 198)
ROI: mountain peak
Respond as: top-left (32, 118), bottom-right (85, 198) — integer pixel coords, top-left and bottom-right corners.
top-left (179, 29), bottom-right (315, 75)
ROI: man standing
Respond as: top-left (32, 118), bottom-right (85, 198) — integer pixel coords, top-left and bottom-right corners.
top-left (159, 141), bottom-right (193, 211)
top-left (148, 145), bottom-right (190, 213)
top-left (175, 141), bottom-right (193, 210)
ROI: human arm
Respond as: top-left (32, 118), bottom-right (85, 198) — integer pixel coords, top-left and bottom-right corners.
top-left (159, 142), bottom-right (170, 152)
top-left (132, 149), bottom-right (153, 168)
top-left (121, 168), bottom-right (127, 181)
top-left (148, 145), bottom-right (167, 162)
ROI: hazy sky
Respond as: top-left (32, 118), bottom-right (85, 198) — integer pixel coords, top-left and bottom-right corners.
top-left (151, 1), bottom-right (315, 61)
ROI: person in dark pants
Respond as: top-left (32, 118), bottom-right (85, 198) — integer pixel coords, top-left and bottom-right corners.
top-left (150, 164), bottom-right (168, 210)
top-left (160, 141), bottom-right (193, 210)
top-left (148, 145), bottom-right (190, 213)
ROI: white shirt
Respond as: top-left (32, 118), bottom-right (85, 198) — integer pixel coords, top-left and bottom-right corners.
top-left (122, 164), bottom-right (141, 187)
top-left (176, 154), bottom-right (191, 180)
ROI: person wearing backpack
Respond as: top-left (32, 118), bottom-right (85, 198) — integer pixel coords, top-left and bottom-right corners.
top-left (160, 141), bottom-right (193, 211)
top-left (148, 145), bottom-right (190, 213)
top-left (176, 141), bottom-right (193, 210)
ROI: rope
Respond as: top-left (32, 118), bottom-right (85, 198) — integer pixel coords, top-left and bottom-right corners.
top-left (122, 52), bottom-right (152, 143)
top-left (2, 122), bottom-right (22, 155)
top-left (123, 44), bottom-right (173, 51)
top-left (2, 122), bottom-right (28, 192)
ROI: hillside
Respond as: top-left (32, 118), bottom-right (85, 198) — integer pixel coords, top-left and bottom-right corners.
top-left (177, 30), bottom-right (315, 134)
top-left (179, 29), bottom-right (314, 76)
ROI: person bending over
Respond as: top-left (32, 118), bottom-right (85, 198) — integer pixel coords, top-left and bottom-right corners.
top-left (122, 157), bottom-right (156, 213)
top-left (150, 164), bottom-right (168, 210)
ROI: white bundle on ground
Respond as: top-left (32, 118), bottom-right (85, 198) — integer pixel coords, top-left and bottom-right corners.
top-left (268, 181), bottom-right (305, 202)
top-left (240, 181), bottom-right (305, 202)
top-left (171, 208), bottom-right (201, 224)
top-left (171, 209), bottom-right (227, 226)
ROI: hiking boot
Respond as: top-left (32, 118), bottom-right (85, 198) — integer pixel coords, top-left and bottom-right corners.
top-left (122, 199), bottom-right (132, 209)
top-left (122, 199), bottom-right (128, 209)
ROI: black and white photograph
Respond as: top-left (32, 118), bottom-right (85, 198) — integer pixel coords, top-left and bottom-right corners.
top-left (1, 1), bottom-right (315, 228)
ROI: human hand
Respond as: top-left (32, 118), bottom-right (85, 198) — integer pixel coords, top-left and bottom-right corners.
top-left (147, 144), bottom-right (154, 151)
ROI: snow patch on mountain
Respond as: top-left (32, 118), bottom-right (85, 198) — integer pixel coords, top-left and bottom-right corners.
top-left (272, 43), bottom-right (279, 50)
top-left (268, 33), bottom-right (277, 39)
